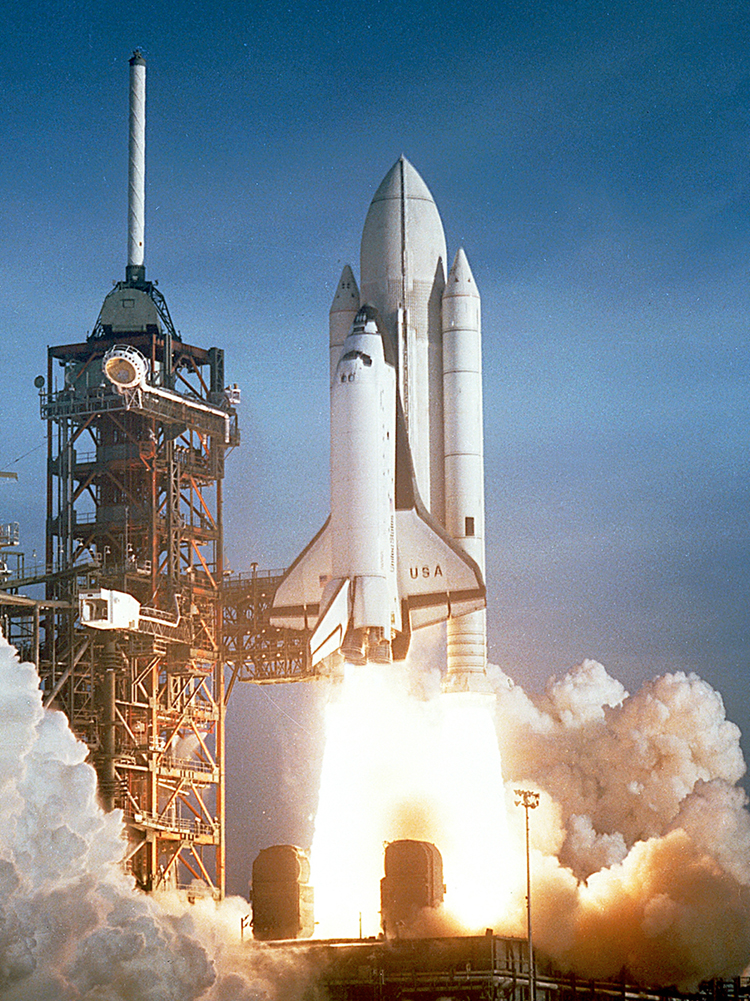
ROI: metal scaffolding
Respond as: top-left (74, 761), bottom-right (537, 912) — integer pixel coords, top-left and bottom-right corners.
top-left (222, 567), bottom-right (323, 699)
top-left (0, 258), bottom-right (335, 906)
top-left (1, 274), bottom-right (239, 897)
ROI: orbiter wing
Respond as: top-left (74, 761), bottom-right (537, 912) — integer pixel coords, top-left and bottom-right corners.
top-left (268, 518), bottom-right (331, 631)
top-left (394, 508), bottom-right (485, 629)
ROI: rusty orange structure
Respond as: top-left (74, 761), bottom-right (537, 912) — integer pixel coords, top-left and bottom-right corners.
top-left (11, 271), bottom-right (240, 896)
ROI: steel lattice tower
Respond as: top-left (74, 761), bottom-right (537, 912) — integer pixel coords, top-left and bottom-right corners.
top-left (36, 272), bottom-right (239, 895)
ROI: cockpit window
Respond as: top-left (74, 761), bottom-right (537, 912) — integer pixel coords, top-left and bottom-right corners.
top-left (341, 350), bottom-right (372, 366)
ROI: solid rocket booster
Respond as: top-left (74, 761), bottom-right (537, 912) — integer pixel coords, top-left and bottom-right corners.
top-left (128, 50), bottom-right (146, 280)
top-left (442, 249), bottom-right (487, 687)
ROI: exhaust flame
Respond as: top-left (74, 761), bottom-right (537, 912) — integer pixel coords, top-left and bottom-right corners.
top-left (310, 654), bottom-right (750, 987)
top-left (310, 661), bottom-right (519, 938)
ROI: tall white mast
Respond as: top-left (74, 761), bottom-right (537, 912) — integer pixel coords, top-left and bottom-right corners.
top-left (127, 49), bottom-right (146, 283)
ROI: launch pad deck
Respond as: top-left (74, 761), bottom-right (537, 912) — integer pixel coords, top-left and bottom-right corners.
top-left (249, 933), bottom-right (749, 1001)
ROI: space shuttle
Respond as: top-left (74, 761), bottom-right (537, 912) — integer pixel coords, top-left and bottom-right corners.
top-left (271, 158), bottom-right (488, 682)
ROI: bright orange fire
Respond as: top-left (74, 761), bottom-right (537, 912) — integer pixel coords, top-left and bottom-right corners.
top-left (310, 662), bottom-right (523, 938)
top-left (309, 656), bottom-right (750, 988)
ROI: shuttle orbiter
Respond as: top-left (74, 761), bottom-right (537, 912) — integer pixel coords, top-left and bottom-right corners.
top-left (270, 306), bottom-right (484, 666)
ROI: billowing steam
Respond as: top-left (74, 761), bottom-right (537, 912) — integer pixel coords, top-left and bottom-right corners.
top-left (0, 634), bottom-right (315, 1001)
top-left (309, 651), bottom-right (750, 990)
top-left (3, 619), bottom-right (750, 996)
top-left (490, 659), bottom-right (750, 988)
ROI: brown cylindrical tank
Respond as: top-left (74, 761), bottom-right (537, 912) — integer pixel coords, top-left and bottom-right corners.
top-left (380, 839), bottom-right (445, 936)
top-left (250, 845), bottom-right (314, 941)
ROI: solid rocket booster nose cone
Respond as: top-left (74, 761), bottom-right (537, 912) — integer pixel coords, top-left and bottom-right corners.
top-left (329, 265), bottom-right (361, 385)
top-left (330, 264), bottom-right (360, 314)
top-left (444, 247), bottom-right (480, 297)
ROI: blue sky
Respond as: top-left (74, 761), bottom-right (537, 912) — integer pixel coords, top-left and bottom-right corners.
top-left (1, 0), bottom-right (750, 892)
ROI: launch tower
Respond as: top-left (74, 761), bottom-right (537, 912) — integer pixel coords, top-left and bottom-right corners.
top-left (4, 51), bottom-right (239, 896)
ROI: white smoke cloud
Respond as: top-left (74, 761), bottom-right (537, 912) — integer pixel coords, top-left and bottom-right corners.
top-left (488, 658), bottom-right (750, 988)
top-left (3, 619), bottom-right (750, 996)
top-left (0, 634), bottom-right (315, 1001)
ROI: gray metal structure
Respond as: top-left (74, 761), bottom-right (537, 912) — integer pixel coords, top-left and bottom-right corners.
top-left (244, 933), bottom-right (750, 1001)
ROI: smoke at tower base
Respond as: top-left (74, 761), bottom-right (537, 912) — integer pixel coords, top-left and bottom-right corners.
top-left (0, 634), bottom-right (318, 1001)
top-left (2, 629), bottom-right (750, 996)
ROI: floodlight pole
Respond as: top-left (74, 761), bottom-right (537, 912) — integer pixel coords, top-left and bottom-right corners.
top-left (515, 788), bottom-right (540, 1001)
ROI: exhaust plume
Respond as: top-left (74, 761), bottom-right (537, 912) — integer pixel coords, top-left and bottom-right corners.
top-left (308, 648), bottom-right (750, 989)
top-left (488, 659), bottom-right (750, 988)
top-left (3, 616), bottom-right (750, 994)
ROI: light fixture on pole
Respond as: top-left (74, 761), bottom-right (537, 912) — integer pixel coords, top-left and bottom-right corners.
top-left (515, 788), bottom-right (540, 1001)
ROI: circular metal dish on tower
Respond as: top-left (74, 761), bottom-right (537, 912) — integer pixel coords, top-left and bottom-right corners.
top-left (102, 345), bottom-right (149, 390)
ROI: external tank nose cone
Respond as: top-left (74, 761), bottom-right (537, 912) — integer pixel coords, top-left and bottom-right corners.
top-left (359, 157), bottom-right (447, 334)
top-left (367, 155), bottom-right (438, 208)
